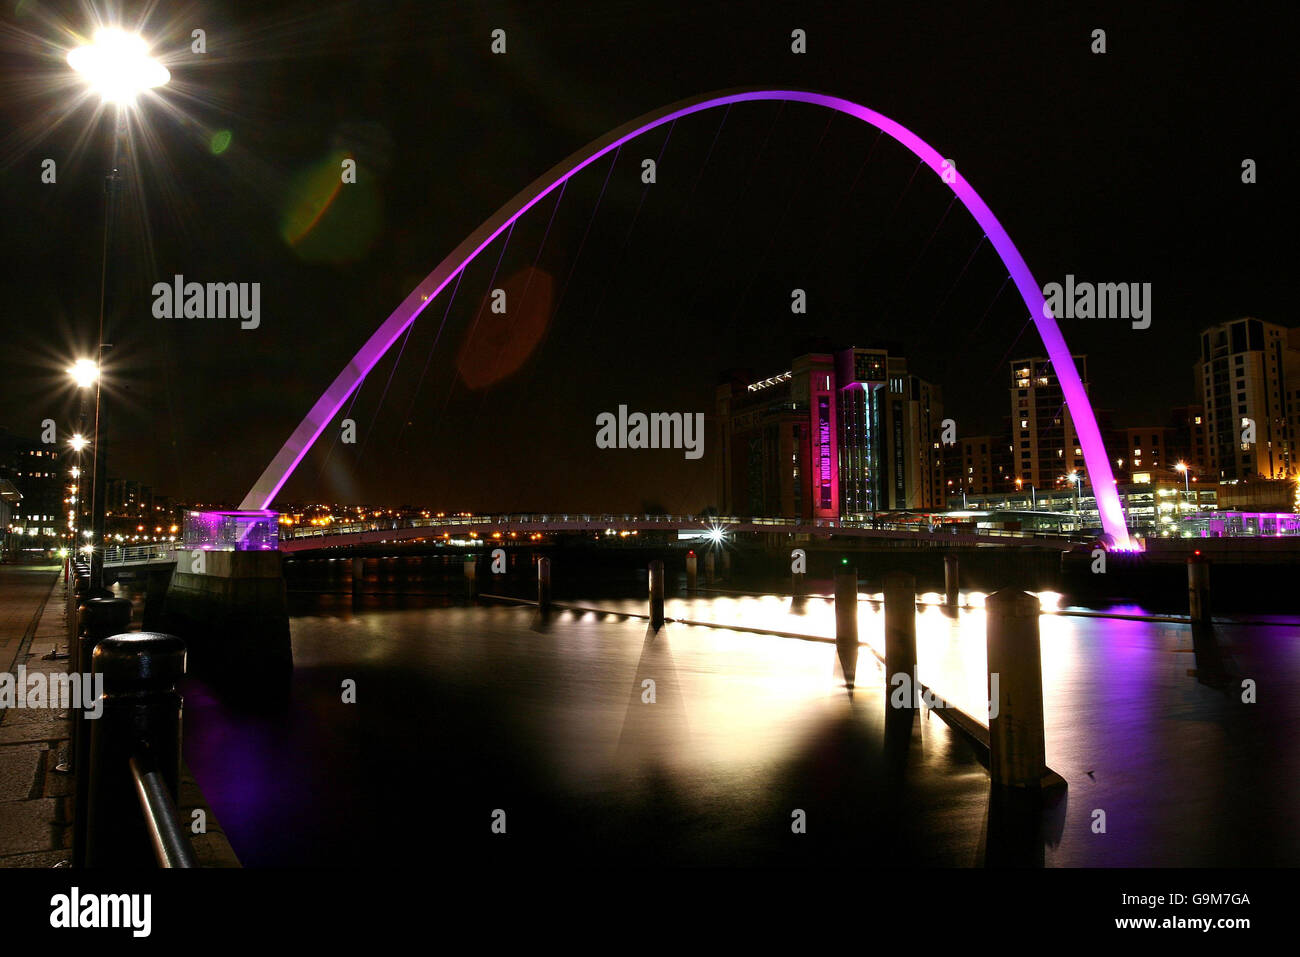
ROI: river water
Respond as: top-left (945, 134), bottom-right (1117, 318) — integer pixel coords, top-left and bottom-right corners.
top-left (166, 557), bottom-right (1300, 867)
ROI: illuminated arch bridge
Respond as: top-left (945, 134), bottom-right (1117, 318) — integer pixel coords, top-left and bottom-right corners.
top-left (239, 88), bottom-right (1132, 550)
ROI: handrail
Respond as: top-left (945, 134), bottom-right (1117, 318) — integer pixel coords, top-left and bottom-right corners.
top-left (129, 751), bottom-right (198, 868)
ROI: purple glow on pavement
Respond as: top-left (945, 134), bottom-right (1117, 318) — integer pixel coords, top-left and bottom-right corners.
top-left (240, 89), bottom-right (1130, 548)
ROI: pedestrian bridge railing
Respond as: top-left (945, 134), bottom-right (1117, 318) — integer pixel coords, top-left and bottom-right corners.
top-left (280, 513), bottom-right (1087, 545)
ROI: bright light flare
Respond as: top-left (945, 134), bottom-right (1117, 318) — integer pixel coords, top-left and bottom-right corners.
top-left (68, 433), bottom-right (88, 452)
top-left (67, 29), bottom-right (170, 104)
top-left (67, 358), bottom-right (99, 388)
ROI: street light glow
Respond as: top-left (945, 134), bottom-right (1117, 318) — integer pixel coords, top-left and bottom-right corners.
top-left (67, 28), bottom-right (170, 104)
top-left (69, 433), bottom-right (89, 452)
top-left (67, 358), bottom-right (99, 388)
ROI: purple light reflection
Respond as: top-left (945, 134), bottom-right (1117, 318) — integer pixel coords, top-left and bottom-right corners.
top-left (240, 89), bottom-right (1131, 548)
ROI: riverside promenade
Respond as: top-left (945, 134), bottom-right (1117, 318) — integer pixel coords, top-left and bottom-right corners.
top-left (0, 563), bottom-right (238, 868)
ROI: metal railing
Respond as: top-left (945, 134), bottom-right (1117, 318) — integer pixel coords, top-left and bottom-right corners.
top-left (130, 751), bottom-right (198, 868)
top-left (281, 512), bottom-right (1089, 544)
top-left (101, 543), bottom-right (176, 566)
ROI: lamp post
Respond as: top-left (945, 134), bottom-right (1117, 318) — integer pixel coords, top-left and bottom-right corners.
top-left (66, 360), bottom-right (97, 559)
top-left (1063, 471), bottom-right (1082, 528)
top-left (1015, 477), bottom-right (1036, 510)
top-left (1175, 462), bottom-right (1191, 505)
top-left (66, 29), bottom-right (169, 589)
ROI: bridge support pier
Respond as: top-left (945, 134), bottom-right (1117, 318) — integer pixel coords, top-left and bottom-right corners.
top-left (704, 551), bottom-right (715, 586)
top-left (884, 572), bottom-right (917, 702)
top-left (944, 554), bottom-right (959, 608)
top-left (685, 551), bottom-right (697, 592)
top-left (537, 557), bottom-right (552, 611)
top-left (352, 556), bottom-right (364, 600)
top-left (986, 589), bottom-right (1060, 789)
top-left (1188, 555), bottom-right (1211, 624)
top-left (834, 568), bottom-right (858, 689)
top-left (160, 550), bottom-right (290, 685)
top-left (463, 557), bottom-right (478, 599)
top-left (648, 560), bottom-right (664, 628)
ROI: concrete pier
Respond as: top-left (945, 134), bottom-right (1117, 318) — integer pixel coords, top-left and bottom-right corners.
top-left (1188, 555), bottom-right (1211, 623)
top-left (944, 554), bottom-right (959, 608)
top-left (685, 551), bottom-right (697, 591)
top-left (884, 572), bottom-right (917, 699)
top-left (648, 560), bottom-right (664, 628)
top-left (161, 549), bottom-right (291, 682)
top-left (834, 567), bottom-right (858, 688)
top-left (986, 589), bottom-right (1054, 789)
top-left (537, 557), bottom-right (552, 610)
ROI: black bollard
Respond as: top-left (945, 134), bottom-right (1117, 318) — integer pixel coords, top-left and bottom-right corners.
top-left (72, 597), bottom-right (132, 868)
top-left (648, 560), bottom-right (665, 628)
top-left (85, 632), bottom-right (187, 868)
top-left (834, 567), bottom-right (859, 688)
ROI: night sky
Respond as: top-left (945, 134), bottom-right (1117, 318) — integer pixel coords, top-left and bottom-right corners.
top-left (0, 1), bottom-right (1288, 512)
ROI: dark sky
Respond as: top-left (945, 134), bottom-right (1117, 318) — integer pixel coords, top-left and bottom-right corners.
top-left (0, 0), bottom-right (1289, 512)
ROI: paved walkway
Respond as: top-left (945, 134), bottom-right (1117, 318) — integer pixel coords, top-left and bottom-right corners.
top-left (0, 564), bottom-right (73, 866)
top-left (0, 564), bottom-right (239, 867)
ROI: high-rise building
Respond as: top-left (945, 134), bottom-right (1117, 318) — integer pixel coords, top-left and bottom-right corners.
top-left (1195, 318), bottom-right (1299, 480)
top-left (943, 434), bottom-right (1014, 498)
top-left (0, 428), bottom-right (65, 552)
top-left (1010, 355), bottom-right (1089, 489)
top-left (716, 346), bottom-right (944, 519)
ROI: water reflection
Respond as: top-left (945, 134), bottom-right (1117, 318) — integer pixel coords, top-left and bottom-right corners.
top-left (173, 572), bottom-right (1300, 867)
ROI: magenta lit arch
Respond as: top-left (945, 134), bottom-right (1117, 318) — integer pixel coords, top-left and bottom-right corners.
top-left (240, 88), bottom-right (1132, 548)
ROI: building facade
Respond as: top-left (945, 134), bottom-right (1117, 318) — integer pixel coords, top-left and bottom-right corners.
top-left (1195, 317), bottom-right (1299, 481)
top-left (0, 428), bottom-right (66, 555)
top-left (1009, 355), bottom-right (1089, 490)
top-left (716, 346), bottom-right (943, 520)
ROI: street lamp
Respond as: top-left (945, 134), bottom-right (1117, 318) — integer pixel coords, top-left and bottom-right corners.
top-left (67, 29), bottom-right (170, 104)
top-left (1175, 462), bottom-right (1192, 507)
top-left (66, 28), bottom-right (170, 590)
top-left (1015, 477), bottom-right (1036, 510)
top-left (1063, 471), bottom-right (1083, 524)
top-left (67, 359), bottom-right (99, 389)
